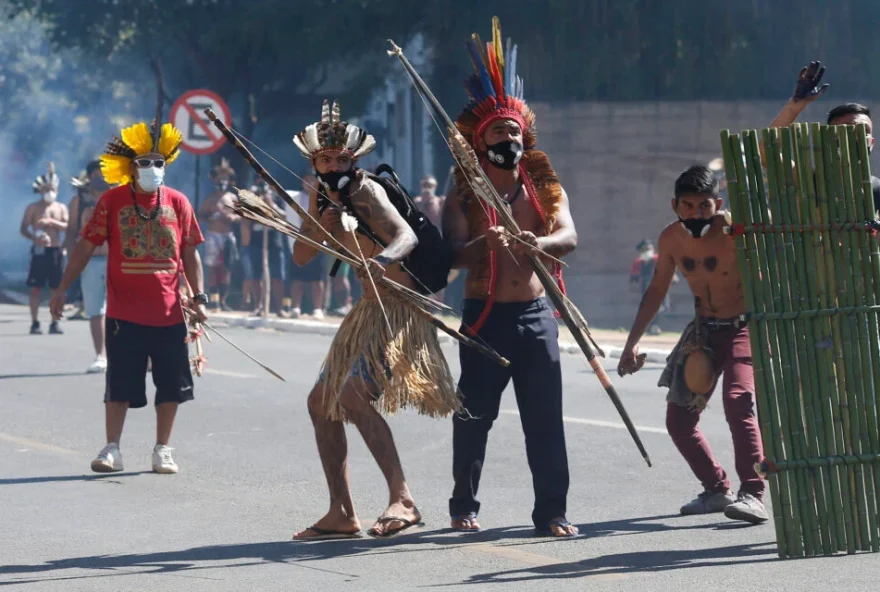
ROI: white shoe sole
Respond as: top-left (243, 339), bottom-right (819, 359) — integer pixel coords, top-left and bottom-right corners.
top-left (152, 465), bottom-right (179, 474)
top-left (724, 505), bottom-right (769, 524)
top-left (91, 460), bottom-right (123, 473)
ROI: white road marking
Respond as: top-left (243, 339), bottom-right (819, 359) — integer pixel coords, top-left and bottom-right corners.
top-left (500, 409), bottom-right (667, 435)
top-left (203, 368), bottom-right (258, 379)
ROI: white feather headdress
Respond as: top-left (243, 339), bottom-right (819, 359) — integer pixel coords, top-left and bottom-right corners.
top-left (32, 162), bottom-right (59, 194)
top-left (293, 99), bottom-right (376, 160)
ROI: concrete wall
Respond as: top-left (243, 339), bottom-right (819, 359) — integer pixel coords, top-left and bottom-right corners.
top-left (528, 100), bottom-right (880, 330)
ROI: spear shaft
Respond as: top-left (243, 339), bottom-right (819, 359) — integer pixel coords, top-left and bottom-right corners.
top-left (387, 40), bottom-right (651, 467)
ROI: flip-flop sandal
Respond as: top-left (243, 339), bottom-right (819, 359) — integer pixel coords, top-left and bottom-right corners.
top-left (451, 512), bottom-right (481, 532)
top-left (292, 525), bottom-right (363, 541)
top-left (367, 516), bottom-right (425, 538)
top-left (535, 518), bottom-right (581, 538)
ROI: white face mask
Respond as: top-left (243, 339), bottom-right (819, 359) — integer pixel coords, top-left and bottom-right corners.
top-left (42, 190), bottom-right (57, 204)
top-left (136, 166), bottom-right (165, 193)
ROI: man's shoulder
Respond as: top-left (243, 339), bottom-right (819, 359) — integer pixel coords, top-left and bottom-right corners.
top-left (350, 171), bottom-right (387, 201)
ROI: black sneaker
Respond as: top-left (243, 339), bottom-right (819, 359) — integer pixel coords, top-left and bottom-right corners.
top-left (49, 321), bottom-right (63, 335)
top-left (30, 321), bottom-right (41, 335)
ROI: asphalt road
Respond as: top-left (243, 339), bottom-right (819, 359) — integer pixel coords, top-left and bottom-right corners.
top-left (1, 303), bottom-right (877, 591)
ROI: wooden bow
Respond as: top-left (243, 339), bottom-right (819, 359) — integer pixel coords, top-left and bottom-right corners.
top-left (202, 108), bottom-right (511, 369)
top-left (387, 40), bottom-right (651, 467)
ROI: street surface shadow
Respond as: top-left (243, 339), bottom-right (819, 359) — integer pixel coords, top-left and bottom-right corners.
top-left (0, 514), bottom-right (773, 586)
top-left (0, 471), bottom-right (149, 486)
top-left (451, 541), bottom-right (780, 585)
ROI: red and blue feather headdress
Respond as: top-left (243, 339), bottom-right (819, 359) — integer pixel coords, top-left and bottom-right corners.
top-left (456, 17), bottom-right (536, 150)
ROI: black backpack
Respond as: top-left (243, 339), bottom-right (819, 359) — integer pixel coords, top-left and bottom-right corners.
top-left (321, 164), bottom-right (454, 295)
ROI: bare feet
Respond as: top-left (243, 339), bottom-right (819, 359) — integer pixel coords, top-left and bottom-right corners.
top-left (451, 512), bottom-right (481, 532)
top-left (367, 500), bottom-right (422, 537)
top-left (538, 516), bottom-right (579, 538)
top-left (292, 511), bottom-right (361, 540)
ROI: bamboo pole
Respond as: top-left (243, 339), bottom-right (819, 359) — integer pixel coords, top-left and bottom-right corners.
top-left (778, 125), bottom-right (822, 556)
top-left (792, 123), bottom-right (836, 554)
top-left (853, 124), bottom-right (880, 552)
top-left (843, 125), bottom-right (880, 550)
top-left (827, 125), bottom-right (865, 553)
top-left (741, 130), bottom-right (794, 554)
top-left (819, 125), bottom-right (860, 553)
top-left (723, 130), bottom-right (790, 557)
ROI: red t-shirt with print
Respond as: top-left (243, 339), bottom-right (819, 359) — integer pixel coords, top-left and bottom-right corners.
top-left (81, 185), bottom-right (204, 326)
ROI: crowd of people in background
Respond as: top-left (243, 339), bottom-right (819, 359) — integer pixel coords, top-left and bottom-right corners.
top-left (45, 160), bottom-right (461, 327)
top-left (189, 164), bottom-right (460, 318)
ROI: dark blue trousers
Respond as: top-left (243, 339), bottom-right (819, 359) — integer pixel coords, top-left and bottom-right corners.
top-left (449, 298), bottom-right (569, 529)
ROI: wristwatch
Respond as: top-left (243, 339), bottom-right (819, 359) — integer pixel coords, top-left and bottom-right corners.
top-left (193, 292), bottom-right (209, 305)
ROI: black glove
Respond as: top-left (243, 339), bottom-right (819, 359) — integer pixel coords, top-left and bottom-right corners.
top-left (792, 61), bottom-right (829, 102)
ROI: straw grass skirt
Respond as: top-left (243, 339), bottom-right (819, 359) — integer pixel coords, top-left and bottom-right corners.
top-left (316, 295), bottom-right (461, 422)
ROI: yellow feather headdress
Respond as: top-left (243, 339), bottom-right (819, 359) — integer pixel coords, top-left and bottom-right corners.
top-left (100, 121), bottom-right (183, 186)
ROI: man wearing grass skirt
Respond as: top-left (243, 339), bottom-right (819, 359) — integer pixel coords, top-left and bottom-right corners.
top-left (290, 100), bottom-right (461, 541)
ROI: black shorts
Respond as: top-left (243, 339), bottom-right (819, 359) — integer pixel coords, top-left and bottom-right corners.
top-left (104, 318), bottom-right (194, 409)
top-left (26, 247), bottom-right (63, 289)
top-left (288, 252), bottom-right (325, 282)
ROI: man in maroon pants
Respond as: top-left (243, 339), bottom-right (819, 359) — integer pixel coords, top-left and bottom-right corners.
top-left (618, 165), bottom-right (768, 525)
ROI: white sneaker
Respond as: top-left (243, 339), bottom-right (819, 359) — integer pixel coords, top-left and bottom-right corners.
top-left (91, 443), bottom-right (123, 473)
top-left (290, 307), bottom-right (302, 319)
top-left (312, 308), bottom-right (325, 320)
top-left (86, 356), bottom-right (107, 374)
top-left (152, 445), bottom-right (179, 474)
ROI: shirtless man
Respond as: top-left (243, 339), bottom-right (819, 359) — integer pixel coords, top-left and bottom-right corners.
top-left (290, 101), bottom-right (460, 540)
top-left (442, 19), bottom-right (579, 537)
top-left (764, 61), bottom-right (880, 213)
top-left (618, 165), bottom-right (768, 525)
top-left (20, 164), bottom-right (68, 335)
top-left (198, 159), bottom-right (239, 311)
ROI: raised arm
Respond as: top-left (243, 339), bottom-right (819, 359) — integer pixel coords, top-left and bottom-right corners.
top-left (761, 61), bottom-right (829, 166)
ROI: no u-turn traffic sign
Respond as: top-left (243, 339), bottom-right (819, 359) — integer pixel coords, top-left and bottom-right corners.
top-left (170, 89), bottom-right (231, 155)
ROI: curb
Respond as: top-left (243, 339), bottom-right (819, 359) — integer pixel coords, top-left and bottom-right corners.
top-left (210, 312), bottom-right (673, 363)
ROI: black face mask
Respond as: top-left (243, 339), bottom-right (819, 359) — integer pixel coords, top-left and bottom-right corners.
top-left (679, 217), bottom-right (712, 238)
top-left (485, 140), bottom-right (524, 170)
top-left (317, 170), bottom-right (353, 191)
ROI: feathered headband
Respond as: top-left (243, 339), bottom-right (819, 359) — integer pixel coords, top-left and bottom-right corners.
top-left (99, 120), bottom-right (183, 186)
top-left (293, 100), bottom-right (376, 160)
top-left (70, 170), bottom-right (90, 190)
top-left (210, 157), bottom-right (235, 180)
top-left (32, 162), bottom-right (59, 194)
top-left (456, 17), bottom-right (537, 151)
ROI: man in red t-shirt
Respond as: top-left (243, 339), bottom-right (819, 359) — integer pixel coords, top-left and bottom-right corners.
top-left (51, 120), bottom-right (207, 475)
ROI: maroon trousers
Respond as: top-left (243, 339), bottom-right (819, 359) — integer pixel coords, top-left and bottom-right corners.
top-left (665, 325), bottom-right (765, 498)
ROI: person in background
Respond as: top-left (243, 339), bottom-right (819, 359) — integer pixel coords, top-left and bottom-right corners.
top-left (71, 162), bottom-right (111, 373)
top-left (20, 162), bottom-right (67, 335)
top-left (283, 174), bottom-right (326, 319)
top-left (199, 158), bottom-right (239, 311)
